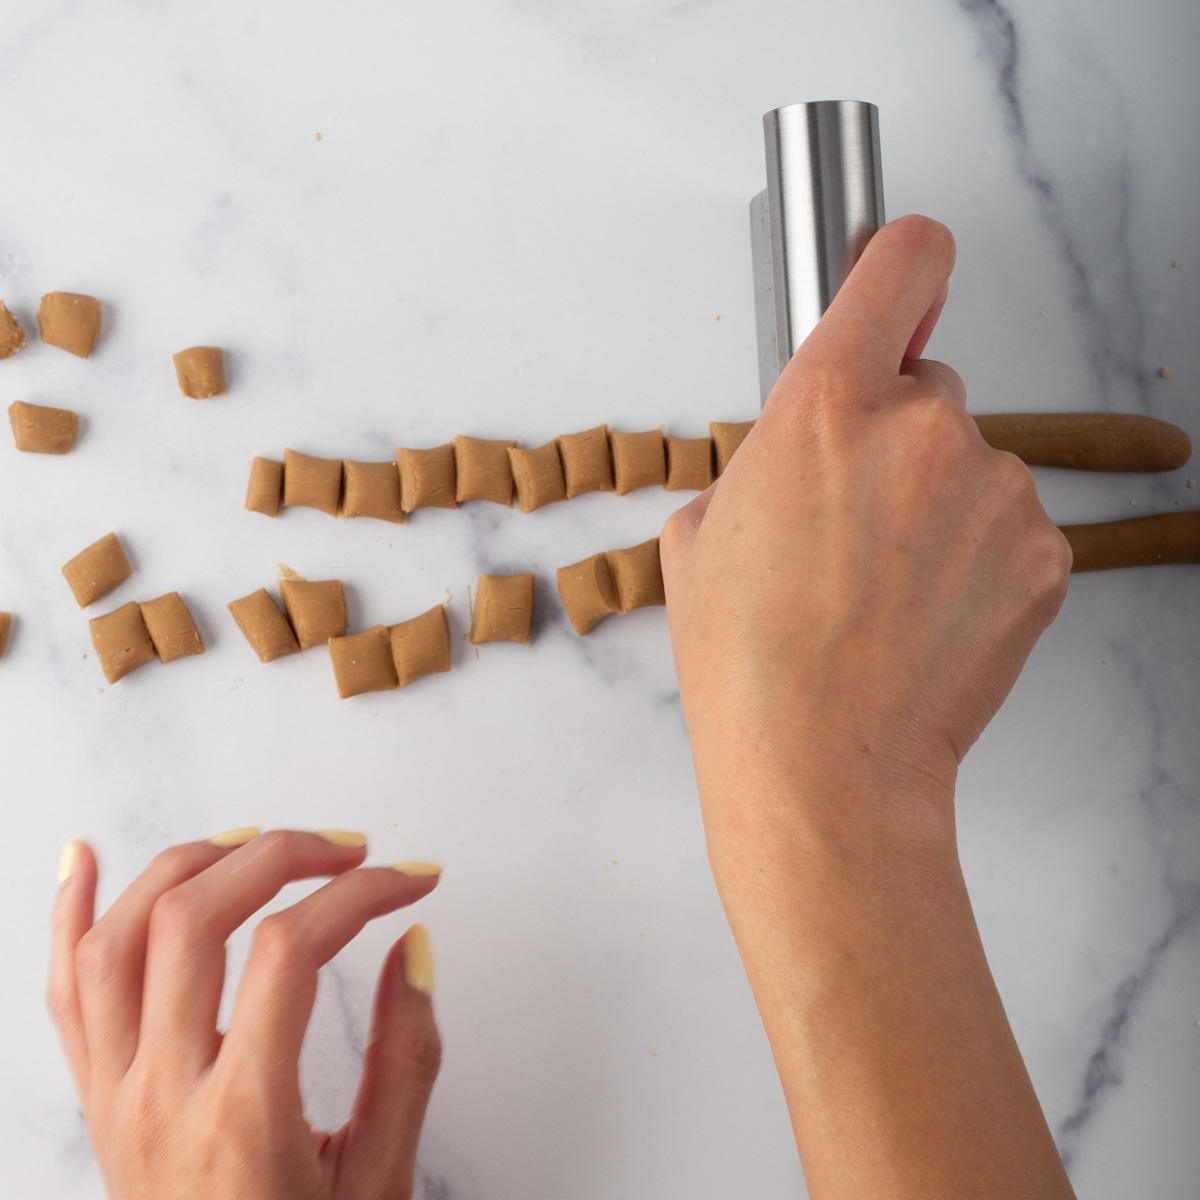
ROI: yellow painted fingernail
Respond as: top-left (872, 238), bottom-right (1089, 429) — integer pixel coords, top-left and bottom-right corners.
top-left (404, 924), bottom-right (435, 996)
top-left (57, 840), bottom-right (83, 884)
top-left (392, 861), bottom-right (442, 876)
top-left (207, 826), bottom-right (261, 847)
top-left (316, 829), bottom-right (368, 848)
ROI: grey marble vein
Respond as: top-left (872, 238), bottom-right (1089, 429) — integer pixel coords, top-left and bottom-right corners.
top-left (953, 0), bottom-right (1152, 411)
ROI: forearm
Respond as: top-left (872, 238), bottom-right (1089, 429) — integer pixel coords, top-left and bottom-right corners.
top-left (700, 762), bottom-right (1075, 1200)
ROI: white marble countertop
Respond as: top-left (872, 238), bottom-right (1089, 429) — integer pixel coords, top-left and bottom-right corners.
top-left (2, 2), bottom-right (1197, 1197)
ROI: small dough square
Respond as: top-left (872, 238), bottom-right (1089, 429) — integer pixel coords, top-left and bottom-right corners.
top-left (608, 537), bottom-right (665, 613)
top-left (37, 292), bottom-right (102, 358)
top-left (557, 425), bottom-right (614, 498)
top-left (280, 579), bottom-right (346, 650)
top-left (710, 420), bottom-right (756, 476)
top-left (469, 573), bottom-right (535, 645)
top-left (228, 588), bottom-right (300, 663)
top-left (140, 592), bottom-right (205, 663)
top-left (329, 625), bottom-right (400, 698)
top-left (0, 302), bottom-right (26, 358)
top-left (0, 612), bottom-right (10, 659)
top-left (508, 441), bottom-right (567, 513)
top-left (342, 460), bottom-right (405, 523)
top-left (8, 400), bottom-right (80, 455)
top-left (63, 532), bottom-right (132, 608)
top-left (454, 435), bottom-right (517, 506)
top-left (556, 553), bottom-right (618, 637)
top-left (389, 605), bottom-right (451, 686)
top-left (90, 601), bottom-right (156, 684)
top-left (245, 457), bottom-right (283, 518)
top-left (664, 436), bottom-right (714, 491)
top-left (397, 444), bottom-right (458, 512)
top-left (173, 347), bottom-right (226, 398)
top-left (282, 449), bottom-right (343, 516)
top-left (609, 429), bottom-right (667, 495)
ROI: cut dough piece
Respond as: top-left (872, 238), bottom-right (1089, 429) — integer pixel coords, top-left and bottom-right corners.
top-left (610, 429), bottom-right (666, 495)
top-left (556, 553), bottom-right (618, 637)
top-left (454, 435), bottom-right (517, 506)
top-left (90, 601), bottom-right (156, 684)
top-left (608, 537), bottom-right (665, 613)
top-left (282, 448), bottom-right (343, 516)
top-left (397, 444), bottom-right (458, 512)
top-left (469, 573), bottom-right (534, 645)
top-left (37, 293), bottom-right (102, 358)
top-left (173, 346), bottom-right (226, 398)
top-left (0, 302), bottom-right (25, 358)
top-left (710, 420), bottom-right (756, 476)
top-left (140, 592), bottom-right (205, 663)
top-left (245, 457), bottom-right (283, 517)
top-left (508, 441), bottom-right (566, 513)
top-left (342, 460), bottom-right (405, 523)
top-left (8, 400), bottom-right (80, 454)
top-left (389, 604), bottom-right (451, 686)
top-left (557, 425), bottom-right (614, 498)
top-left (0, 612), bottom-right (10, 659)
top-left (665, 435), bottom-right (714, 491)
top-left (280, 579), bottom-right (346, 650)
top-left (227, 588), bottom-right (300, 662)
top-left (329, 625), bottom-right (399, 698)
top-left (63, 532), bottom-right (132, 608)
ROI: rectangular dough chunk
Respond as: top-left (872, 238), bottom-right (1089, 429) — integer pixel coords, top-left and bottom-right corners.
top-left (90, 601), bottom-right (156, 684)
top-left (245, 457), bottom-right (283, 517)
top-left (397, 444), bottom-right (458, 512)
top-left (664, 435), bottom-right (714, 491)
top-left (508, 441), bottom-right (567, 513)
top-left (280, 578), bottom-right (346, 650)
top-left (140, 592), bottom-right (206, 663)
top-left (0, 301), bottom-right (25, 358)
top-left (557, 425), bottom-right (614, 498)
top-left (469, 573), bottom-right (534, 645)
top-left (342, 460), bottom-right (405, 523)
top-left (173, 347), bottom-right (226, 399)
top-left (37, 292), bottom-right (102, 358)
top-left (389, 604), bottom-right (451, 686)
top-left (556, 553), bottom-right (618, 637)
top-left (282, 449), bottom-right (343, 516)
top-left (454, 435), bottom-right (517, 506)
top-left (710, 420), bottom-right (756, 476)
top-left (609, 429), bottom-right (666, 495)
top-left (0, 612), bottom-right (10, 660)
top-left (227, 588), bottom-right (300, 663)
top-left (8, 400), bottom-right (80, 454)
top-left (63, 532), bottom-right (132, 608)
top-left (608, 537), bottom-right (665, 613)
top-left (329, 625), bottom-right (400, 698)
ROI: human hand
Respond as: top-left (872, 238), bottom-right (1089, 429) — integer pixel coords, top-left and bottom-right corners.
top-left (48, 830), bottom-right (442, 1200)
top-left (662, 215), bottom-right (1072, 832)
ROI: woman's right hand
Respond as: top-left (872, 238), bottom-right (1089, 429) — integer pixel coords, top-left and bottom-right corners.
top-left (48, 828), bottom-right (442, 1200)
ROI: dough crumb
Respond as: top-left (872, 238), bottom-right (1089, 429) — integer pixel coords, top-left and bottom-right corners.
top-left (315, 132), bottom-right (323, 141)
top-left (1172, 259), bottom-right (1181, 268)
top-left (1187, 479), bottom-right (1195, 489)
top-left (0, 301), bottom-right (25, 358)
top-left (1159, 367), bottom-right (1172, 379)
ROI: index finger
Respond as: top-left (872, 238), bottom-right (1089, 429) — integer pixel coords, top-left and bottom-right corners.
top-left (801, 214), bottom-right (956, 379)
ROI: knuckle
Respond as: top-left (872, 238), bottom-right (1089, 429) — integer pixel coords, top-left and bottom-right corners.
top-left (251, 913), bottom-right (309, 975)
top-left (148, 885), bottom-right (209, 946)
top-left (45, 982), bottom-right (72, 1025)
top-left (390, 1021), bottom-right (443, 1078)
top-left (75, 927), bottom-right (123, 984)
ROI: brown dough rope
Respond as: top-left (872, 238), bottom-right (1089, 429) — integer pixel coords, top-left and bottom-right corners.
top-left (248, 414), bottom-right (1191, 521)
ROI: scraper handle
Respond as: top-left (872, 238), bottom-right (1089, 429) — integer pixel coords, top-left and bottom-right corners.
top-left (973, 413), bottom-right (1191, 472)
top-left (1061, 511), bottom-right (1200, 572)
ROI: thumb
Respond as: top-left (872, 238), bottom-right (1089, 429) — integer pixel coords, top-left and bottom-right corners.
top-left (336, 926), bottom-right (441, 1199)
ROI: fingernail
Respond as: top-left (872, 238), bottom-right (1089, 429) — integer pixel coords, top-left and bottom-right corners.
top-left (316, 829), bottom-right (368, 848)
top-left (403, 924), bottom-right (435, 996)
top-left (207, 826), bottom-right (261, 847)
top-left (392, 861), bottom-right (442, 876)
top-left (57, 840), bottom-right (83, 884)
